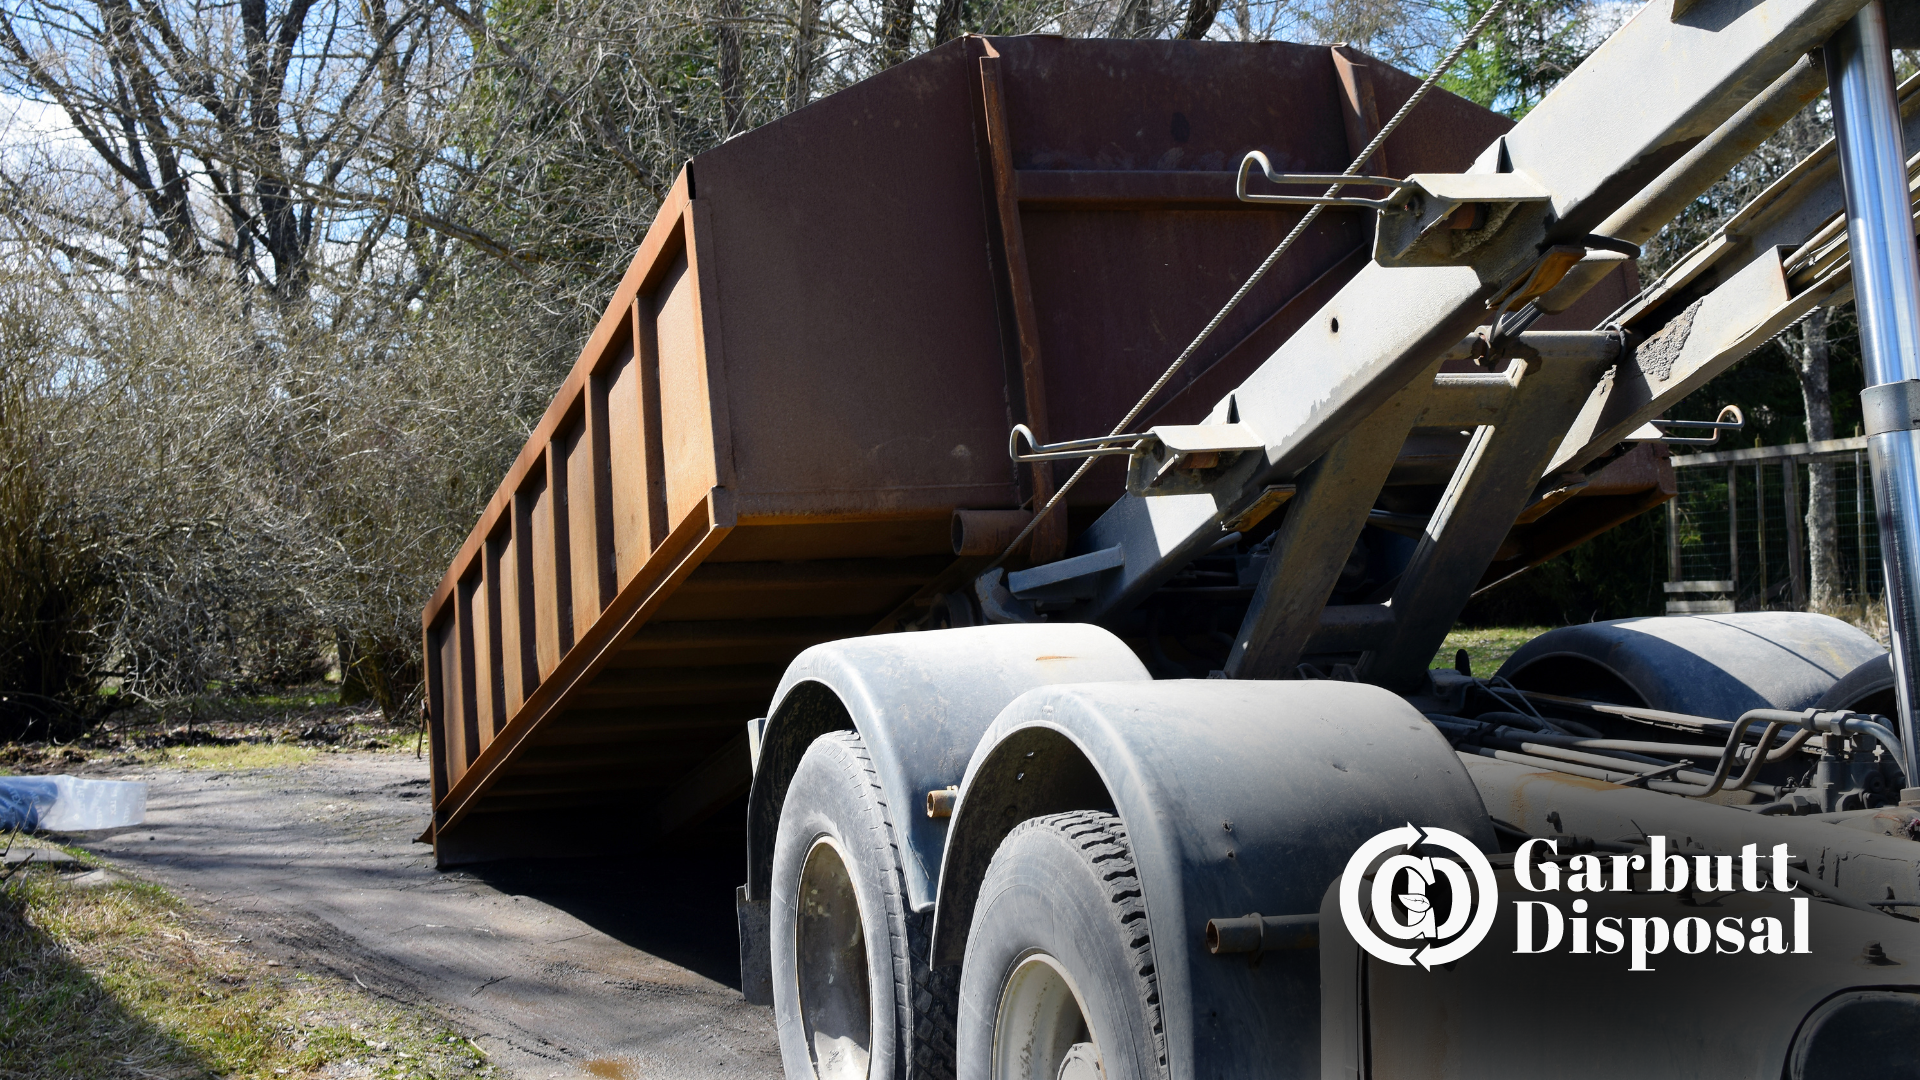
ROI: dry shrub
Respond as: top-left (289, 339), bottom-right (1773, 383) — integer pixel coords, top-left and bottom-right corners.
top-left (0, 277), bottom-right (114, 740)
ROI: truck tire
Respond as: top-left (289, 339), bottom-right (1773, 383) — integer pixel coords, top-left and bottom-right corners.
top-left (772, 730), bottom-right (956, 1080)
top-left (1815, 652), bottom-right (1897, 717)
top-left (956, 811), bottom-right (1168, 1080)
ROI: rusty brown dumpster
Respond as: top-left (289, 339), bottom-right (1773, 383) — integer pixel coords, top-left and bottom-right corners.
top-left (418, 34), bottom-right (1630, 864)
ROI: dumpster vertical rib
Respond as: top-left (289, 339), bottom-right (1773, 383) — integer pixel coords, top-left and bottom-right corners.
top-left (452, 570), bottom-right (479, 779)
top-left (518, 459), bottom-right (553, 684)
top-left (1330, 46), bottom-right (1390, 177)
top-left (497, 516), bottom-right (519, 721)
top-left (537, 438), bottom-right (573, 671)
top-left (686, 199), bottom-right (738, 495)
top-left (979, 40), bottom-right (1066, 562)
top-left (610, 301), bottom-right (654, 581)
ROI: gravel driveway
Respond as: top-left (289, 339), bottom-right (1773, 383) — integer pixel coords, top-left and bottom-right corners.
top-left (72, 751), bottom-right (782, 1080)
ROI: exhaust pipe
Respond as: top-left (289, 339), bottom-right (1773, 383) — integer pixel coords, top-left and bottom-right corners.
top-left (1829, 0), bottom-right (1920, 802)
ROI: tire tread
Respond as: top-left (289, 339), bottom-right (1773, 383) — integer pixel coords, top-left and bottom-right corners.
top-left (814, 730), bottom-right (959, 1080)
top-left (1010, 810), bottom-right (1168, 1077)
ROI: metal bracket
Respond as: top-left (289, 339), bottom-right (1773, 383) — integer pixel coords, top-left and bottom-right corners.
top-left (1373, 172), bottom-right (1553, 268)
top-left (1007, 544), bottom-right (1125, 602)
top-left (1862, 379), bottom-right (1920, 436)
top-left (1236, 151), bottom-right (1553, 269)
top-left (1124, 424), bottom-right (1265, 496)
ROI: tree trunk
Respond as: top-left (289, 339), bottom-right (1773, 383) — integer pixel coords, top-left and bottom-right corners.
top-left (717, 0), bottom-right (745, 134)
top-left (788, 0), bottom-right (821, 113)
top-left (932, 0), bottom-right (965, 44)
top-left (879, 0), bottom-right (914, 66)
top-left (1180, 0), bottom-right (1222, 39)
top-left (1795, 307), bottom-right (1840, 609)
top-left (1110, 0), bottom-right (1155, 38)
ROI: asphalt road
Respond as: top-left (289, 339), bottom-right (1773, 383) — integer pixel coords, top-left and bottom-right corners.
top-left (74, 752), bottom-right (782, 1080)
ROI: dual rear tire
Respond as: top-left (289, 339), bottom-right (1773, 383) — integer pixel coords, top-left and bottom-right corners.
top-left (770, 732), bottom-right (1164, 1080)
top-left (955, 811), bottom-right (1168, 1080)
top-left (771, 731), bottom-right (956, 1080)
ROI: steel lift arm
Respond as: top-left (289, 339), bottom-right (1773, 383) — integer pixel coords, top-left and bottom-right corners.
top-left (1020, 0), bottom-right (1880, 695)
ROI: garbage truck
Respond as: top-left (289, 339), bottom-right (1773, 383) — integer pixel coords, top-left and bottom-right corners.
top-left (421, 2), bottom-right (1920, 1075)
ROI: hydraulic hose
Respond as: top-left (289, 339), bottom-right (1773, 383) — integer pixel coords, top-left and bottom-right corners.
top-left (1427, 708), bottom-right (1860, 799)
top-left (1697, 709), bottom-right (1907, 797)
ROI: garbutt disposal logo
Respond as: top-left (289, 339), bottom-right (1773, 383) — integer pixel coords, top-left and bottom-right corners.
top-left (1339, 824), bottom-right (1498, 970)
top-left (1340, 826), bottom-right (1814, 972)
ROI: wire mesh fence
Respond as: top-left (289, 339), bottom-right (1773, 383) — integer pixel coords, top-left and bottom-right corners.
top-left (1669, 443), bottom-right (1881, 612)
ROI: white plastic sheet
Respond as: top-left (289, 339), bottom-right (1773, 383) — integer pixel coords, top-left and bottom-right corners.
top-left (0, 776), bottom-right (147, 830)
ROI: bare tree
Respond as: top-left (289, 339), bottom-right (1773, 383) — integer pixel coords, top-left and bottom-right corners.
top-left (0, 0), bottom-right (533, 717)
top-left (879, 0), bottom-right (917, 63)
top-left (789, 0), bottom-right (824, 111)
top-left (1180, 0), bottom-right (1224, 39)
top-left (1794, 308), bottom-right (1842, 609)
top-left (0, 0), bottom-right (484, 304)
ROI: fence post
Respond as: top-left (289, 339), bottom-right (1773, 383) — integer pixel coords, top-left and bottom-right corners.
top-left (1756, 462), bottom-right (1768, 607)
top-left (1667, 497), bottom-right (1682, 581)
top-left (1858, 450), bottom-right (1870, 600)
top-left (1784, 459), bottom-right (1807, 610)
top-left (1728, 465), bottom-right (1740, 604)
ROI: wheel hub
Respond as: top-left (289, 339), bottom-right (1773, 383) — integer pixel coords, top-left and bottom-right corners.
top-left (993, 952), bottom-right (1103, 1080)
top-left (796, 837), bottom-right (871, 1080)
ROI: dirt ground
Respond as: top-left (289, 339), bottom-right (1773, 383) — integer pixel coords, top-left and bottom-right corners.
top-left (61, 751), bottom-right (782, 1080)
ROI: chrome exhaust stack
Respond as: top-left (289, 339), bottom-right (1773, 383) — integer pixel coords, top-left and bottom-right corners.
top-left (1829, 0), bottom-right (1920, 801)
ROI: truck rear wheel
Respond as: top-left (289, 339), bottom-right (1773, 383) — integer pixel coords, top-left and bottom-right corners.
top-left (772, 730), bottom-right (956, 1080)
top-left (956, 811), bottom-right (1168, 1080)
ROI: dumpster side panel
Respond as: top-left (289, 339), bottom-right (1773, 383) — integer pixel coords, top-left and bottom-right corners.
top-left (1004, 39), bottom-right (1365, 463)
top-left (689, 40), bottom-right (1018, 520)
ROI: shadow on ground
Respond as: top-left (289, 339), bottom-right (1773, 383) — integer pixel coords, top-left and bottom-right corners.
top-left (462, 798), bottom-right (749, 990)
top-left (0, 875), bottom-right (212, 1079)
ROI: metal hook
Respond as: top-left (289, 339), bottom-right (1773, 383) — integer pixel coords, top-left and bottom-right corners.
top-left (1631, 405), bottom-right (1745, 446)
top-left (1235, 151), bottom-right (1419, 210)
top-left (1009, 424), bottom-right (1153, 463)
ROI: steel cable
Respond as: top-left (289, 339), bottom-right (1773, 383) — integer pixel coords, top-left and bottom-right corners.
top-left (989, 0), bottom-right (1519, 573)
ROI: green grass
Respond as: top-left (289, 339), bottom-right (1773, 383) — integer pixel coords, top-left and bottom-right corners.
top-left (1432, 626), bottom-right (1550, 678)
top-left (120, 742), bottom-right (323, 771)
top-left (0, 849), bottom-right (493, 1079)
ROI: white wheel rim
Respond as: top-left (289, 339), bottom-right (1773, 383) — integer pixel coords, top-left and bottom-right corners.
top-left (796, 837), bottom-right (871, 1080)
top-left (992, 951), bottom-right (1104, 1080)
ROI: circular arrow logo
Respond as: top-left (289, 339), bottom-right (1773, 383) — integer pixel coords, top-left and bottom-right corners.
top-left (1338, 824), bottom-right (1497, 969)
